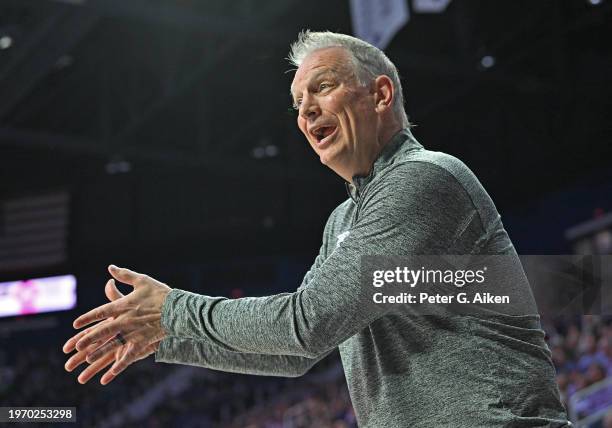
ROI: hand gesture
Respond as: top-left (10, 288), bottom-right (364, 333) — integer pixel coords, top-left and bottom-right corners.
top-left (63, 265), bottom-right (171, 384)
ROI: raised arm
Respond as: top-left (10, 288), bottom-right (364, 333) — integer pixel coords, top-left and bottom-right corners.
top-left (64, 214), bottom-right (336, 383)
top-left (66, 161), bottom-right (476, 377)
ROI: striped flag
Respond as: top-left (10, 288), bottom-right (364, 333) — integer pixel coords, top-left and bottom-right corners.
top-left (0, 191), bottom-right (69, 272)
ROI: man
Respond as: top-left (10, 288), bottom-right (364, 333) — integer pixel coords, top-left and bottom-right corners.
top-left (63, 31), bottom-right (570, 427)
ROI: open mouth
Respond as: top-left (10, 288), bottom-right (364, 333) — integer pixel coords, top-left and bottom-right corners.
top-left (312, 125), bottom-right (338, 145)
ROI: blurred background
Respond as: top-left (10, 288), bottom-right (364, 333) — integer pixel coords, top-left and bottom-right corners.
top-left (0, 0), bottom-right (611, 426)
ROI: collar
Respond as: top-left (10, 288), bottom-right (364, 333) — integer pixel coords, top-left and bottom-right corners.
top-left (345, 128), bottom-right (423, 203)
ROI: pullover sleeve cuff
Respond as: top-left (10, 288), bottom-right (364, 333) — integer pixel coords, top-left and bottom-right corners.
top-left (154, 336), bottom-right (176, 363)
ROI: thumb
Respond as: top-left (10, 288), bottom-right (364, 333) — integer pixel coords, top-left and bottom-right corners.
top-left (105, 279), bottom-right (124, 302)
top-left (108, 265), bottom-right (141, 287)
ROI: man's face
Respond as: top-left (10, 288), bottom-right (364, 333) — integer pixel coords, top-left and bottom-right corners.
top-left (290, 47), bottom-right (379, 180)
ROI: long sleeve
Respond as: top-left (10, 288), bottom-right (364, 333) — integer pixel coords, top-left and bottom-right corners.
top-left (155, 227), bottom-right (331, 377)
top-left (155, 224), bottom-right (334, 376)
top-left (155, 337), bottom-right (332, 377)
top-left (160, 161), bottom-right (477, 358)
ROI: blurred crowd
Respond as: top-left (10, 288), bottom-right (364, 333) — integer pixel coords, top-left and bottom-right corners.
top-left (138, 352), bottom-right (356, 428)
top-left (0, 315), bottom-right (610, 427)
top-left (0, 346), bottom-right (164, 428)
top-left (0, 343), bottom-right (354, 428)
top-left (544, 315), bottom-right (612, 426)
top-left (546, 316), bottom-right (612, 404)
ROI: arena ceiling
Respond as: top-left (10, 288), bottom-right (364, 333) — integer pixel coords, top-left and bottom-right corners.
top-left (0, 0), bottom-right (611, 266)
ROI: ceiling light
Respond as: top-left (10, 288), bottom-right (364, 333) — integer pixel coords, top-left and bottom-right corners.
top-left (0, 36), bottom-right (13, 50)
top-left (480, 55), bottom-right (495, 69)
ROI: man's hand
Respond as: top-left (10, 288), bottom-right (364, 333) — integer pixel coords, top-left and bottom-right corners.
top-left (63, 265), bottom-right (171, 384)
top-left (64, 277), bottom-right (125, 384)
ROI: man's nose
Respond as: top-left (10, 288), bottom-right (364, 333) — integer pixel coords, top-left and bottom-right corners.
top-left (299, 95), bottom-right (321, 120)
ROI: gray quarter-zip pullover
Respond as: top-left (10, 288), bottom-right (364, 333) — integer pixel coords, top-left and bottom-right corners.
top-left (156, 129), bottom-right (569, 427)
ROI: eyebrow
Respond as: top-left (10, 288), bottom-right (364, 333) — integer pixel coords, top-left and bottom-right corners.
top-left (290, 69), bottom-right (340, 104)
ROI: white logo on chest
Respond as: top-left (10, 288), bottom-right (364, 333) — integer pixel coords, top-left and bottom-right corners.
top-left (336, 231), bottom-right (350, 248)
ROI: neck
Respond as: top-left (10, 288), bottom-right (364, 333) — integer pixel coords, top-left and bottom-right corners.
top-left (340, 122), bottom-right (403, 183)
top-left (378, 123), bottom-right (403, 151)
top-left (379, 123), bottom-right (404, 145)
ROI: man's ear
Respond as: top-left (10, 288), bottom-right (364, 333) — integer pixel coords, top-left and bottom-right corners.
top-left (373, 75), bottom-right (394, 113)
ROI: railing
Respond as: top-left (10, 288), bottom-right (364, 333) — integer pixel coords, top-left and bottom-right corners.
top-left (569, 376), bottom-right (612, 427)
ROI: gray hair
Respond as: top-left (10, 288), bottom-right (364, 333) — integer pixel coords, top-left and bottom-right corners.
top-left (288, 30), bottom-right (410, 128)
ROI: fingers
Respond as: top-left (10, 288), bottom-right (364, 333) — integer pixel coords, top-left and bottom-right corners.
top-left (66, 265), bottom-right (158, 386)
top-left (75, 318), bottom-right (122, 351)
top-left (107, 338), bottom-right (158, 379)
top-left (63, 317), bottom-right (115, 354)
top-left (100, 367), bottom-right (119, 385)
top-left (99, 347), bottom-right (127, 385)
top-left (65, 341), bottom-right (103, 372)
top-left (73, 301), bottom-right (121, 329)
top-left (65, 351), bottom-right (87, 373)
top-left (63, 326), bottom-right (93, 354)
top-left (86, 333), bottom-right (125, 364)
top-left (108, 342), bottom-right (136, 378)
top-left (108, 265), bottom-right (143, 287)
top-left (97, 340), bottom-right (160, 386)
top-left (65, 266), bottom-right (148, 386)
top-left (105, 279), bottom-right (124, 301)
top-left (64, 280), bottom-right (121, 353)
top-left (77, 351), bottom-right (116, 384)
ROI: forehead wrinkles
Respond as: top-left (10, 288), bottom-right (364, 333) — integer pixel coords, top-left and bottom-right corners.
top-left (290, 48), bottom-right (355, 97)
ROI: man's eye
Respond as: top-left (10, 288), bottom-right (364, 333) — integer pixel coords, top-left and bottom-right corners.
top-left (319, 83), bottom-right (331, 91)
top-left (294, 100), bottom-right (302, 110)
